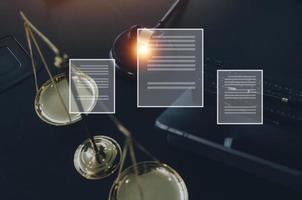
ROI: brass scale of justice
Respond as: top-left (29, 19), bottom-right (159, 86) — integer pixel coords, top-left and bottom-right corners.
top-left (20, 11), bottom-right (188, 200)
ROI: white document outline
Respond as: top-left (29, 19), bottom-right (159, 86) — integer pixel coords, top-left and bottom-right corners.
top-left (217, 69), bottom-right (263, 125)
top-left (137, 28), bottom-right (204, 108)
top-left (69, 58), bottom-right (116, 114)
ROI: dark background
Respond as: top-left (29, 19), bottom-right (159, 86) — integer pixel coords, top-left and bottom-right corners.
top-left (0, 0), bottom-right (301, 199)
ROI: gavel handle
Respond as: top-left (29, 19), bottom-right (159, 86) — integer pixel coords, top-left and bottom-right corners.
top-left (154, 0), bottom-right (185, 28)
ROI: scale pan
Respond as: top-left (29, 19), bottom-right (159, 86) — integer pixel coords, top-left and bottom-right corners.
top-left (109, 161), bottom-right (188, 200)
top-left (34, 73), bottom-right (98, 126)
top-left (74, 135), bottom-right (122, 180)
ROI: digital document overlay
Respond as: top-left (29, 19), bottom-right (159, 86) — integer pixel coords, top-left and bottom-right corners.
top-left (137, 28), bottom-right (204, 107)
top-left (69, 59), bottom-right (115, 114)
top-left (217, 70), bottom-right (263, 125)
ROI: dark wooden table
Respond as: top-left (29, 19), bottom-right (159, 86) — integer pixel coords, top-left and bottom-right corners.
top-left (0, 0), bottom-right (301, 199)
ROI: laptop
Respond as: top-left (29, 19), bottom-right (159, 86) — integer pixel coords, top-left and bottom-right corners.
top-left (155, 71), bottom-right (302, 190)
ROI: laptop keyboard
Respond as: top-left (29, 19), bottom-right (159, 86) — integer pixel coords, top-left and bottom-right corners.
top-left (204, 58), bottom-right (302, 126)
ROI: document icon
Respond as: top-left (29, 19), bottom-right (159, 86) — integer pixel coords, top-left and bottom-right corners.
top-left (217, 70), bottom-right (263, 124)
top-left (137, 28), bottom-right (204, 107)
top-left (69, 59), bottom-right (115, 114)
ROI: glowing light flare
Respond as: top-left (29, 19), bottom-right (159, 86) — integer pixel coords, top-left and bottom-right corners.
top-left (136, 29), bottom-right (155, 60)
top-left (138, 42), bottom-right (150, 56)
top-left (137, 40), bottom-right (151, 58)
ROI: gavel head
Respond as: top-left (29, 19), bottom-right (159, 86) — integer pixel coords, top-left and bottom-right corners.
top-left (109, 25), bottom-right (155, 78)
